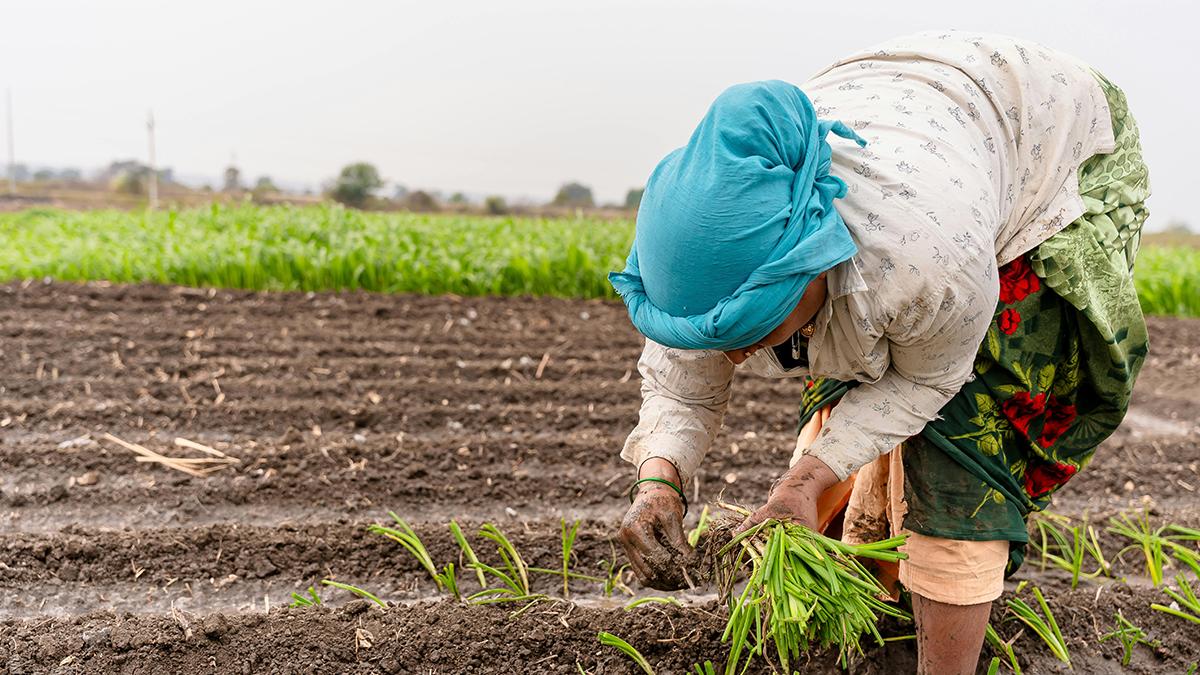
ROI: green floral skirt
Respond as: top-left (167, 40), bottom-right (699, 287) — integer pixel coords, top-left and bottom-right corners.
top-left (800, 73), bottom-right (1150, 573)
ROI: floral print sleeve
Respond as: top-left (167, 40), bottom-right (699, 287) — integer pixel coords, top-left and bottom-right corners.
top-left (619, 340), bottom-right (734, 485)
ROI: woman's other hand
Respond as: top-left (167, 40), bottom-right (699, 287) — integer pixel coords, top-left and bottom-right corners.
top-left (617, 458), bottom-right (695, 590)
top-left (736, 454), bottom-right (839, 534)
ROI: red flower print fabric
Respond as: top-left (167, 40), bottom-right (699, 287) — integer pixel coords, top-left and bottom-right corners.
top-left (998, 255), bottom-right (1041, 305)
top-left (1024, 461), bottom-right (1077, 498)
top-left (998, 308), bottom-right (1021, 335)
top-left (1039, 395), bottom-right (1077, 448)
top-left (1000, 390), bottom-right (1046, 436)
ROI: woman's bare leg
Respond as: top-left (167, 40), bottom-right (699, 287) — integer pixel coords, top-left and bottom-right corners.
top-left (913, 593), bottom-right (991, 675)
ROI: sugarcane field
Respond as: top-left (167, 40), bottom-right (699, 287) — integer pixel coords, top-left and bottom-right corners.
top-left (3, 4), bottom-right (1199, 675)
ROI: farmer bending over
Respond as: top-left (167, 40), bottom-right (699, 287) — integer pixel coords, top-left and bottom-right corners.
top-left (612, 31), bottom-right (1148, 674)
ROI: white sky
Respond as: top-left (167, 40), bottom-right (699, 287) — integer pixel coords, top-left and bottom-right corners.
top-left (2, 0), bottom-right (1192, 224)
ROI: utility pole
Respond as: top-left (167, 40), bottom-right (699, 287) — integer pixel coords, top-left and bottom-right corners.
top-left (5, 89), bottom-right (14, 196)
top-left (146, 109), bottom-right (158, 210)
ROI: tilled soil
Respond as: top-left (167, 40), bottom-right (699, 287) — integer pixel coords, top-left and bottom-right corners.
top-left (1, 281), bottom-right (1198, 674)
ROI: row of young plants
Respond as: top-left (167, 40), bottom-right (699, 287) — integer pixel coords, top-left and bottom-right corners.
top-left (291, 508), bottom-right (1200, 673)
top-left (2, 205), bottom-right (1197, 316)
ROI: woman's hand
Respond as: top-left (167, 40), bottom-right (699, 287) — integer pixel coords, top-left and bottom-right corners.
top-left (736, 454), bottom-right (839, 534)
top-left (618, 458), bottom-right (695, 590)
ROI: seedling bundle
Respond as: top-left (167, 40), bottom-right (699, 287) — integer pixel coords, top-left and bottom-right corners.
top-left (718, 519), bottom-right (911, 671)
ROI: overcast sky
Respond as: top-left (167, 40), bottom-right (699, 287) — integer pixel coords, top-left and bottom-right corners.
top-left (3, 0), bottom-right (1191, 224)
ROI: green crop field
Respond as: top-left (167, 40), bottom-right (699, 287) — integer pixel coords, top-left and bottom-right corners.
top-left (0, 205), bottom-right (1196, 317)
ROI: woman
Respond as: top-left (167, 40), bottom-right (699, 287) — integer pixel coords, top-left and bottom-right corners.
top-left (610, 31), bottom-right (1149, 674)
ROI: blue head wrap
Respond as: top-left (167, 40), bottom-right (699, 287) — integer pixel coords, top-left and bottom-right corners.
top-left (608, 80), bottom-right (865, 351)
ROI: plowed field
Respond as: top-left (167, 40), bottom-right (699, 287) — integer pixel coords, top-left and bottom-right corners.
top-left (2, 281), bottom-right (1198, 674)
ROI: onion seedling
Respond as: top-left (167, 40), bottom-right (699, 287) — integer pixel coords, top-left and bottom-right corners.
top-left (561, 518), bottom-right (581, 598)
top-left (450, 520), bottom-right (487, 589)
top-left (624, 596), bottom-right (682, 611)
top-left (1099, 609), bottom-right (1157, 666)
top-left (368, 512), bottom-right (442, 588)
top-left (718, 519), bottom-right (911, 672)
top-left (596, 632), bottom-right (655, 675)
top-left (688, 505), bottom-right (711, 547)
top-left (321, 579), bottom-right (387, 608)
top-left (289, 586), bottom-right (322, 608)
top-left (1109, 511), bottom-right (1200, 586)
top-left (600, 557), bottom-right (632, 598)
top-left (1031, 513), bottom-right (1110, 588)
top-left (1108, 511), bottom-right (1168, 586)
top-left (467, 523), bottom-right (546, 607)
top-left (1005, 583), bottom-right (1069, 667)
top-left (1151, 574), bottom-right (1200, 625)
top-left (984, 624), bottom-right (1022, 675)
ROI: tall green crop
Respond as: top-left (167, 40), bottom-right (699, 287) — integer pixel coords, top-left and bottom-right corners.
top-left (1, 205), bottom-right (1196, 317)
top-left (0, 205), bottom-right (634, 299)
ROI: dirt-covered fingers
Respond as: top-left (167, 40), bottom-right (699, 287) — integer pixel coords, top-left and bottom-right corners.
top-left (657, 509), bottom-right (693, 559)
top-left (617, 523), bottom-right (656, 582)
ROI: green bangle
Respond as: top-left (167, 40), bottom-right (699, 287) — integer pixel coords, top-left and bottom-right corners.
top-left (628, 477), bottom-right (689, 517)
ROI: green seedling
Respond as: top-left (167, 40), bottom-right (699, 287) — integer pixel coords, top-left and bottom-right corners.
top-left (1005, 584), bottom-right (1069, 667)
top-left (467, 523), bottom-right (546, 607)
top-left (289, 585), bottom-right (322, 608)
top-left (984, 623), bottom-right (1022, 675)
top-left (320, 579), bottom-right (387, 608)
top-left (719, 519), bottom-right (911, 672)
top-left (597, 632), bottom-right (655, 675)
top-left (986, 657), bottom-right (1001, 675)
top-left (1109, 510), bottom-right (1168, 586)
top-left (688, 505), bottom-right (711, 547)
top-left (1099, 609), bottom-right (1158, 666)
top-left (368, 512), bottom-right (442, 588)
top-left (624, 596), bottom-right (682, 611)
top-left (450, 520), bottom-right (487, 589)
top-left (691, 662), bottom-right (717, 675)
top-left (1109, 511), bottom-right (1200, 587)
top-left (600, 540), bottom-right (633, 597)
top-left (435, 563), bottom-right (460, 601)
top-left (1031, 513), bottom-right (1110, 588)
top-left (1165, 524), bottom-right (1200, 580)
top-left (561, 518), bottom-right (581, 598)
top-left (1152, 574), bottom-right (1200, 625)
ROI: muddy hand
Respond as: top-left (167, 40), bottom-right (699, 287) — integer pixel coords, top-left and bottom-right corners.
top-left (735, 454), bottom-right (838, 534)
top-left (618, 461), bottom-right (694, 590)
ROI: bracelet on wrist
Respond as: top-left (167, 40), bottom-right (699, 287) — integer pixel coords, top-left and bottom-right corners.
top-left (627, 477), bottom-right (688, 517)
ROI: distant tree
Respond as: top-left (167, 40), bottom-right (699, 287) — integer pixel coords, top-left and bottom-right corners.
top-left (624, 187), bottom-right (644, 210)
top-left (330, 162), bottom-right (383, 208)
top-left (251, 176), bottom-right (280, 203)
top-left (404, 190), bottom-right (439, 212)
top-left (111, 170), bottom-right (144, 195)
top-left (1164, 220), bottom-right (1193, 235)
top-left (223, 165), bottom-right (242, 192)
top-left (59, 168), bottom-right (83, 182)
top-left (552, 182), bottom-right (595, 208)
top-left (392, 184), bottom-right (410, 201)
top-left (484, 195), bottom-right (508, 215)
top-left (253, 176), bottom-right (279, 193)
top-left (32, 169), bottom-right (55, 181)
top-left (448, 192), bottom-right (468, 205)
